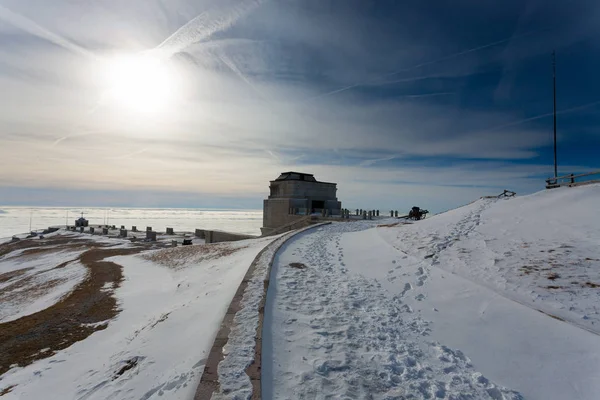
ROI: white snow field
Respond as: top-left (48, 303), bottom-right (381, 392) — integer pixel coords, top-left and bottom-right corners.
top-left (1, 236), bottom-right (277, 400)
top-left (264, 185), bottom-right (600, 400)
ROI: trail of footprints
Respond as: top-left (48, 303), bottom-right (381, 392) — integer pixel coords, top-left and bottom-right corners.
top-left (274, 223), bottom-right (522, 399)
top-left (407, 200), bottom-right (492, 270)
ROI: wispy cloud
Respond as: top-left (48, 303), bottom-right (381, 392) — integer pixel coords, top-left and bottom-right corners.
top-left (156, 0), bottom-right (263, 56)
top-left (306, 29), bottom-right (543, 102)
top-left (0, 4), bottom-right (96, 59)
top-left (0, 0), bottom-right (599, 210)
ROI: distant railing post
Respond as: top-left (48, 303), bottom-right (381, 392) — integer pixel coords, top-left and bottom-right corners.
top-left (546, 170), bottom-right (599, 188)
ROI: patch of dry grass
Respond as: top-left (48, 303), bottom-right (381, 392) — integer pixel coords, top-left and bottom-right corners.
top-left (0, 384), bottom-right (16, 396)
top-left (377, 222), bottom-right (401, 228)
top-left (0, 268), bottom-right (33, 284)
top-left (0, 237), bottom-right (147, 375)
top-left (547, 272), bottom-right (560, 281)
top-left (143, 243), bottom-right (247, 269)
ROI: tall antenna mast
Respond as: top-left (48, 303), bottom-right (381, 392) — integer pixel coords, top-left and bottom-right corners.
top-left (553, 51), bottom-right (558, 179)
top-left (29, 210), bottom-right (33, 232)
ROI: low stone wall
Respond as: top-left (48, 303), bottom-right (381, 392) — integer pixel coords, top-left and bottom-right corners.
top-left (194, 222), bottom-right (330, 400)
top-left (204, 230), bottom-right (257, 244)
top-left (261, 215), bottom-right (315, 236)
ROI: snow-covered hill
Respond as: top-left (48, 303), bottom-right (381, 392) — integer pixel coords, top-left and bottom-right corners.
top-left (2, 185), bottom-right (599, 400)
top-left (0, 235), bottom-right (278, 400)
top-left (379, 183), bottom-right (600, 332)
top-left (264, 184), bottom-right (600, 400)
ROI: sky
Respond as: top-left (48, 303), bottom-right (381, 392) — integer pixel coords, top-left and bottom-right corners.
top-left (0, 0), bottom-right (599, 213)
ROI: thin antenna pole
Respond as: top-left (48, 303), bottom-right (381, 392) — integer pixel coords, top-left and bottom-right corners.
top-left (29, 210), bottom-right (32, 232)
top-left (553, 51), bottom-right (558, 178)
top-left (66, 210), bottom-right (68, 228)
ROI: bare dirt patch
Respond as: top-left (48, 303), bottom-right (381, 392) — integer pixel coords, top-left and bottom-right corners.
top-left (0, 235), bottom-right (151, 375)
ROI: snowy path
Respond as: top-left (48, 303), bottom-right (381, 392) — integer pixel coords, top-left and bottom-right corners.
top-left (263, 222), bottom-right (523, 400)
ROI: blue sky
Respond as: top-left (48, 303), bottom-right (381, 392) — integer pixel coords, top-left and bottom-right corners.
top-left (0, 0), bottom-right (598, 213)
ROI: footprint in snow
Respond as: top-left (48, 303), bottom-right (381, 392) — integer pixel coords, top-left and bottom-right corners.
top-left (400, 283), bottom-right (412, 297)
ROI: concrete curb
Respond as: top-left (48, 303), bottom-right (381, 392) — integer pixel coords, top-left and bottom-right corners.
top-left (194, 222), bottom-right (331, 400)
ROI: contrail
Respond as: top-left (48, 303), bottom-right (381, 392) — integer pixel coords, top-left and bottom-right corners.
top-left (481, 99), bottom-right (600, 133)
top-left (359, 155), bottom-right (397, 167)
top-left (398, 92), bottom-right (455, 99)
top-left (156, 0), bottom-right (263, 57)
top-left (0, 1), bottom-right (262, 61)
top-left (307, 30), bottom-right (542, 102)
top-left (52, 128), bottom-right (109, 147)
top-left (0, 4), bottom-right (97, 59)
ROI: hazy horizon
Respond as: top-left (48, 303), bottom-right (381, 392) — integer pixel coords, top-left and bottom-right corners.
top-left (0, 207), bottom-right (264, 238)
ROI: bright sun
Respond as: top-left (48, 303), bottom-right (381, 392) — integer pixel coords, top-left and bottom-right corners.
top-left (103, 53), bottom-right (177, 114)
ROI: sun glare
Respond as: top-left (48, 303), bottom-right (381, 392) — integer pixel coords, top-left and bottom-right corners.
top-left (103, 54), bottom-right (177, 114)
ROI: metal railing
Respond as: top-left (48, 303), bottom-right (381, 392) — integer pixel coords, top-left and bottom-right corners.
top-left (546, 170), bottom-right (600, 189)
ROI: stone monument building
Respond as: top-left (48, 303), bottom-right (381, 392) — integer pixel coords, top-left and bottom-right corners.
top-left (262, 172), bottom-right (342, 234)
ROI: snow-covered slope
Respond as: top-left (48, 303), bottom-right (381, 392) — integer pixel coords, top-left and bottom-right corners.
top-left (379, 184), bottom-right (600, 331)
top-left (264, 185), bottom-right (600, 400)
top-left (1, 236), bottom-right (277, 400)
